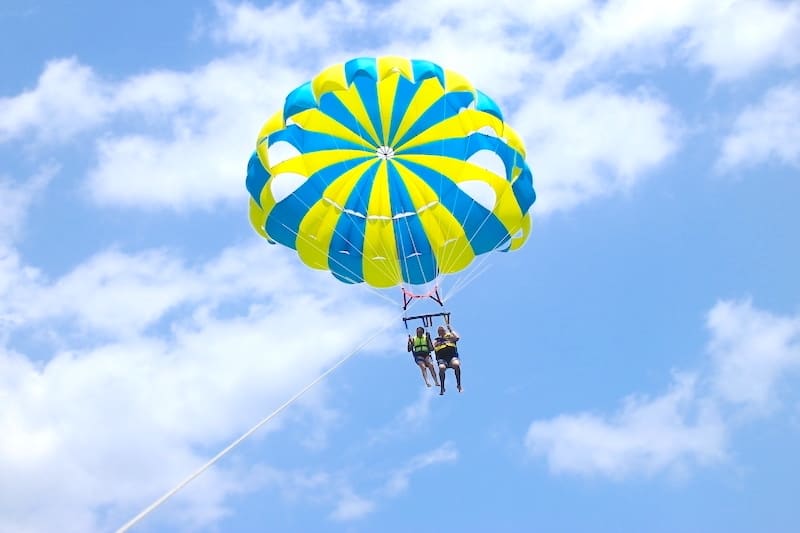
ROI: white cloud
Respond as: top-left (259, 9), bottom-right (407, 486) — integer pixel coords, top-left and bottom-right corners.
top-left (113, 68), bottom-right (193, 113)
top-left (525, 299), bottom-right (800, 479)
top-left (208, 0), bottom-right (681, 215)
top-left (214, 0), bottom-right (367, 56)
top-left (366, 387), bottom-right (436, 446)
top-left (0, 309), bottom-right (393, 532)
top-left (248, 441), bottom-right (456, 524)
top-left (8, 1), bottom-right (798, 525)
top-left (0, 0), bottom-right (670, 215)
top-left (707, 299), bottom-right (800, 413)
top-left (2, 0), bottom-right (796, 216)
top-left (329, 489), bottom-right (376, 521)
top-left (518, 88), bottom-right (678, 214)
top-left (2, 328), bottom-right (386, 531)
top-left (550, 0), bottom-right (704, 81)
top-left (0, 172), bottom-right (54, 334)
top-left (250, 465), bottom-right (376, 522)
top-left (0, 168), bottom-right (54, 245)
top-left (526, 374), bottom-right (726, 478)
top-left (0, 247), bottom-right (40, 335)
top-left (383, 441), bottom-right (459, 496)
top-left (86, 55), bottom-right (307, 210)
top-left (718, 83), bottom-right (800, 171)
top-left (0, 237), bottom-right (395, 532)
top-left (688, 1), bottom-right (800, 81)
top-left (514, 0), bottom-right (594, 24)
top-left (0, 52), bottom-right (304, 210)
top-left (537, 0), bottom-right (799, 84)
top-left (370, 0), bottom-right (547, 99)
top-left (1, 241), bottom-right (318, 337)
top-left (0, 58), bottom-right (111, 142)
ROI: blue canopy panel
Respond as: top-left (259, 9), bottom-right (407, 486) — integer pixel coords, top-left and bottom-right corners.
top-left (386, 162), bottom-right (437, 285)
top-left (265, 153), bottom-right (373, 249)
top-left (327, 162), bottom-right (379, 284)
top-left (246, 150), bottom-right (270, 207)
top-left (394, 159), bottom-right (510, 256)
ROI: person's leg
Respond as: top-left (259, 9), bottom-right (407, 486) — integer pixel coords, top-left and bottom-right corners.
top-left (451, 358), bottom-right (462, 392)
top-left (417, 361), bottom-right (431, 386)
top-left (426, 358), bottom-right (440, 386)
top-left (438, 361), bottom-right (447, 395)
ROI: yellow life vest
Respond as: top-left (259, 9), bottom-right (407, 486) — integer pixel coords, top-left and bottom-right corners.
top-left (412, 335), bottom-right (429, 353)
top-left (434, 334), bottom-right (457, 352)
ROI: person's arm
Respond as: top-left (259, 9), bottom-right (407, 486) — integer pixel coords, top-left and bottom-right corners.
top-left (447, 326), bottom-right (460, 342)
top-left (407, 336), bottom-right (413, 352)
top-left (426, 332), bottom-right (434, 351)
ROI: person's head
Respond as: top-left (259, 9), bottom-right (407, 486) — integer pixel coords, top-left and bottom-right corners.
top-left (416, 326), bottom-right (424, 336)
top-left (437, 326), bottom-right (446, 336)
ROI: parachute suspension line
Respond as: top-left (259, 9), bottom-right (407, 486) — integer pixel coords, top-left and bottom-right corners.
top-left (439, 133), bottom-right (520, 302)
top-left (278, 166), bottom-right (400, 289)
top-left (281, 224), bottom-right (394, 303)
top-left (341, 93), bottom-right (406, 286)
top-left (399, 203), bottom-right (442, 304)
top-left (417, 247), bottom-right (497, 322)
top-left (116, 313), bottom-right (402, 533)
top-left (394, 204), bottom-right (412, 286)
top-left (401, 227), bottom-right (504, 329)
top-left (337, 150), bottom-right (403, 286)
top-left (393, 91), bottom-right (455, 325)
top-left (391, 84), bottom-right (454, 302)
top-left (399, 207), bottom-right (432, 292)
top-left (398, 188), bottom-right (448, 328)
top-left (276, 222), bottom-right (396, 306)
top-left (445, 261), bottom-right (493, 303)
top-left (444, 242), bottom-right (493, 302)
top-left (401, 296), bottom-right (426, 332)
top-left (395, 193), bottom-right (438, 310)
top-left (401, 291), bottom-right (449, 329)
top-left (435, 99), bottom-right (452, 301)
top-left (436, 96), bottom-right (478, 301)
top-left (265, 172), bottom-right (395, 300)
top-left (400, 284), bottom-right (444, 311)
top-left (445, 210), bottom-right (518, 301)
top-left (275, 185), bottom-right (400, 287)
top-left (444, 232), bottom-right (501, 305)
top-left (397, 205), bottom-right (450, 329)
top-left (445, 211), bottom-right (517, 305)
top-left (326, 115), bottom-right (403, 286)
top-left (371, 172), bottom-right (404, 285)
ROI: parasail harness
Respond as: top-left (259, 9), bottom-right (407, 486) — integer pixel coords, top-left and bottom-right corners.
top-left (400, 284), bottom-right (451, 330)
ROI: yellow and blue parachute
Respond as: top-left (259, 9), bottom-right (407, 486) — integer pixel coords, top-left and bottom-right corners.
top-left (246, 56), bottom-right (536, 289)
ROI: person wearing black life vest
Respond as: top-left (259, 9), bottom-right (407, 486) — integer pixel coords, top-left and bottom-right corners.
top-left (407, 326), bottom-right (440, 388)
top-left (433, 324), bottom-right (462, 395)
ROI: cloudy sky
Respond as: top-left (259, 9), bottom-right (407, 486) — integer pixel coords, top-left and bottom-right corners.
top-left (1, 0), bottom-right (799, 531)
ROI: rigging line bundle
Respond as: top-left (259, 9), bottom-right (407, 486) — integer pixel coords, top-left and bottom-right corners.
top-left (116, 314), bottom-right (401, 533)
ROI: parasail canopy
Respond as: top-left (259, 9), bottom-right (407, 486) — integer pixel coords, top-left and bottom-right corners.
top-left (246, 56), bottom-right (536, 289)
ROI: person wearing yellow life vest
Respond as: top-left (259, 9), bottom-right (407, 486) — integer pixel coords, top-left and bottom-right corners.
top-left (407, 326), bottom-right (440, 388)
top-left (433, 325), bottom-right (462, 395)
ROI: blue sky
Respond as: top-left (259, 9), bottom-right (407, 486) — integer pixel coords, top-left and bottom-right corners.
top-left (1, 1), bottom-right (799, 532)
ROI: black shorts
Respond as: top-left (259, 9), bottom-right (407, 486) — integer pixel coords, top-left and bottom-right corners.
top-left (413, 353), bottom-right (432, 364)
top-left (437, 355), bottom-right (459, 368)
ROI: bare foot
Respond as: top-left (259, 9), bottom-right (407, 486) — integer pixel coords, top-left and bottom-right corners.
top-left (425, 382), bottom-right (431, 387)
top-left (457, 386), bottom-right (463, 393)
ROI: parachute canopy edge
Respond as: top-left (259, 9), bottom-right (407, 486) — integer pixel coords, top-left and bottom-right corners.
top-left (245, 55), bottom-right (537, 290)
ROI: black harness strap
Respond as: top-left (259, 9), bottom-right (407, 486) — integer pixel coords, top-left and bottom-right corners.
top-left (402, 311), bottom-right (450, 328)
